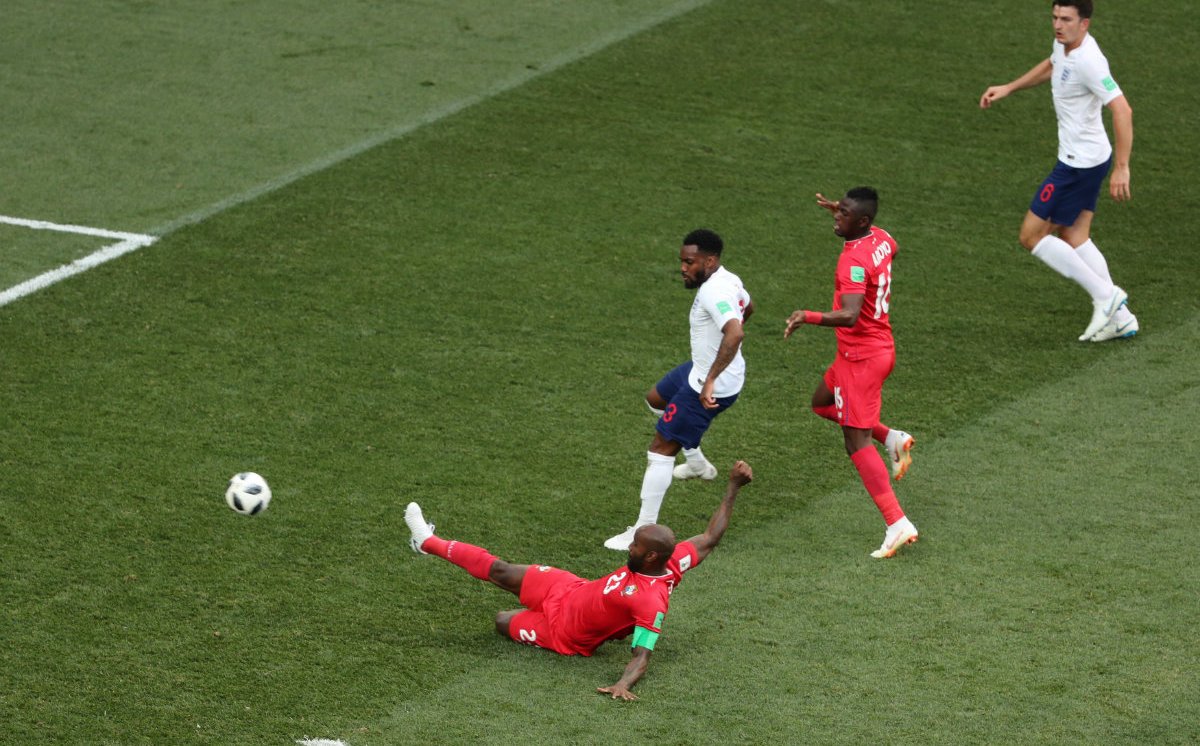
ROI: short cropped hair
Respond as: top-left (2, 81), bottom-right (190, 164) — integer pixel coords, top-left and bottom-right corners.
top-left (844, 186), bottom-right (879, 221)
top-left (1053, 0), bottom-right (1093, 19)
top-left (683, 229), bottom-right (724, 256)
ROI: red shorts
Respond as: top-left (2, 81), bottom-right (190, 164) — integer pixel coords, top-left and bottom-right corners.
top-left (506, 566), bottom-right (588, 656)
top-left (823, 350), bottom-right (895, 429)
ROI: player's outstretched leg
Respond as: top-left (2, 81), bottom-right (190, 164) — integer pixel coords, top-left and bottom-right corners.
top-left (405, 502), bottom-right (435, 554)
top-left (406, 502), bottom-right (501, 581)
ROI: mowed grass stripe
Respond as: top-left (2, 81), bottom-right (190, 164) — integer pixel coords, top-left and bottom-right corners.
top-left (4, 0), bottom-right (718, 234)
top-left (369, 314), bottom-right (1199, 744)
top-left (151, 0), bottom-right (717, 239)
top-left (2, 0), bottom-right (1196, 742)
top-left (2, 1), bottom-right (717, 306)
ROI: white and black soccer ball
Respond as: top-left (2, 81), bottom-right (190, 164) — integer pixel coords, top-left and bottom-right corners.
top-left (225, 472), bottom-right (272, 515)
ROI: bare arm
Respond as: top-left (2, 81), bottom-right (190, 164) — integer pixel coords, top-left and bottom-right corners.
top-left (597, 646), bottom-right (652, 701)
top-left (688, 460), bottom-right (753, 563)
top-left (980, 58), bottom-right (1053, 109)
top-left (784, 293), bottom-right (865, 338)
top-left (699, 319), bottom-right (744, 409)
top-left (1107, 94), bottom-right (1133, 201)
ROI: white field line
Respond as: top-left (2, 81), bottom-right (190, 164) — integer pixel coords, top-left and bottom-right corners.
top-left (2, 0), bottom-right (713, 309)
top-left (0, 216), bottom-right (156, 308)
top-left (151, 0), bottom-right (713, 237)
top-left (0, 215), bottom-right (155, 242)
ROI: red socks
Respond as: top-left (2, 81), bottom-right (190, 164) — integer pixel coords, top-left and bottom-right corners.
top-left (422, 536), bottom-right (498, 581)
top-left (850, 446), bottom-right (905, 525)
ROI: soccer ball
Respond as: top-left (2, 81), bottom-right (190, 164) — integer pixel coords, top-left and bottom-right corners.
top-left (225, 472), bottom-right (272, 515)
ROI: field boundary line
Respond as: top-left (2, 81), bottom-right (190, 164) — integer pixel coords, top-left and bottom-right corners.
top-left (2, 0), bottom-right (713, 309)
top-left (0, 215), bottom-right (157, 308)
top-left (150, 0), bottom-right (714, 237)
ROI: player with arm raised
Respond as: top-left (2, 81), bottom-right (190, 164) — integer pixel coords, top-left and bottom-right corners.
top-left (785, 188), bottom-right (918, 558)
top-left (404, 461), bottom-right (753, 701)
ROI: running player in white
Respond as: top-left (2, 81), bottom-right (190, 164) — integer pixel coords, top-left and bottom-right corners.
top-left (980, 0), bottom-right (1137, 342)
top-left (604, 229), bottom-right (752, 551)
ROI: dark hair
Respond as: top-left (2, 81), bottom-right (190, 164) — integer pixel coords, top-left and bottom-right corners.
top-left (1053, 0), bottom-right (1093, 19)
top-left (844, 186), bottom-right (879, 221)
top-left (682, 229), bottom-right (724, 256)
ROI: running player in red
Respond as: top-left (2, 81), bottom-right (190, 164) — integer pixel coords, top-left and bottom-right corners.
top-left (404, 461), bottom-right (753, 701)
top-left (785, 187), bottom-right (918, 558)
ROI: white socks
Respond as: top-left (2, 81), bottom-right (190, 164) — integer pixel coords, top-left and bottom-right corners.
top-left (1031, 234), bottom-right (1113, 302)
top-left (681, 446), bottom-right (709, 471)
top-left (1074, 239), bottom-right (1135, 324)
top-left (636, 451), bottom-right (675, 526)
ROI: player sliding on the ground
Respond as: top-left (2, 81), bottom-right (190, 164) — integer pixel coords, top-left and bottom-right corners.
top-left (405, 460), bottom-right (753, 701)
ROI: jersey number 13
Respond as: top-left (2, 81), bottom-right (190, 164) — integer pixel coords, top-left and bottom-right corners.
top-left (874, 262), bottom-right (893, 320)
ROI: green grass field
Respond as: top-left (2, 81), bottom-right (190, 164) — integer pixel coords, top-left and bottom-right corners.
top-left (3, 1), bottom-right (1198, 743)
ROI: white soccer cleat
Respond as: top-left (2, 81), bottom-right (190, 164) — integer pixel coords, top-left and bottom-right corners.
top-left (673, 460), bottom-right (718, 481)
top-left (1079, 286), bottom-right (1128, 341)
top-left (604, 525), bottom-right (639, 551)
top-left (870, 517), bottom-right (919, 559)
top-left (404, 502), bottom-right (435, 555)
top-left (1090, 313), bottom-right (1139, 342)
top-left (884, 430), bottom-right (914, 481)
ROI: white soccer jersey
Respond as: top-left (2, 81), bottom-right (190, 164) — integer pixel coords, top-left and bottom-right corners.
top-left (1050, 33), bottom-right (1123, 168)
top-left (688, 265), bottom-right (750, 398)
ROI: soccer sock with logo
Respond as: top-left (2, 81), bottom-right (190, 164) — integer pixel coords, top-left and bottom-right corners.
top-left (636, 451), bottom-right (676, 525)
top-left (850, 446), bottom-right (905, 525)
top-left (421, 536), bottom-right (498, 581)
top-left (1075, 239), bottom-right (1135, 325)
top-left (1031, 234), bottom-right (1113, 302)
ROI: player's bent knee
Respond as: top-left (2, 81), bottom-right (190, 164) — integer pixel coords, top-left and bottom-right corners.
top-left (488, 561), bottom-right (530, 594)
top-left (495, 610), bottom-right (518, 637)
top-left (489, 560), bottom-right (516, 583)
top-left (1018, 229), bottom-right (1043, 251)
top-left (1019, 214), bottom-right (1054, 251)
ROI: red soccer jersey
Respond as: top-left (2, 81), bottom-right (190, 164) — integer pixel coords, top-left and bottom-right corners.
top-left (554, 541), bottom-right (700, 656)
top-left (833, 225), bottom-right (896, 361)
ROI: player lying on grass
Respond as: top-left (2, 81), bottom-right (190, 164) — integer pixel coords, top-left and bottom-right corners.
top-left (405, 460), bottom-right (753, 701)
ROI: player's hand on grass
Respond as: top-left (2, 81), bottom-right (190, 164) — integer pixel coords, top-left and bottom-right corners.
top-left (815, 192), bottom-right (838, 214)
top-left (597, 684), bottom-right (638, 701)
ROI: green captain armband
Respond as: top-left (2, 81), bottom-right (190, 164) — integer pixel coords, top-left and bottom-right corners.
top-left (631, 626), bottom-right (660, 651)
